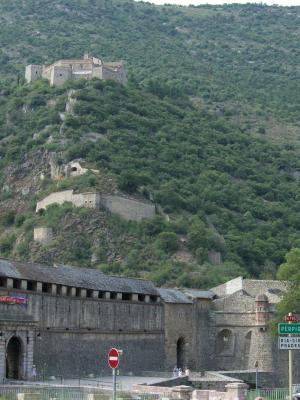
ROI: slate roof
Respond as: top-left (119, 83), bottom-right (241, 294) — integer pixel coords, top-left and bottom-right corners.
top-left (158, 288), bottom-right (192, 304)
top-left (0, 259), bottom-right (159, 296)
top-left (182, 289), bottom-right (215, 300)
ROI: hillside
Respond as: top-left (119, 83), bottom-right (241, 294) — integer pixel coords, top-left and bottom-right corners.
top-left (1, 0), bottom-right (300, 287)
top-left (2, 1), bottom-right (300, 144)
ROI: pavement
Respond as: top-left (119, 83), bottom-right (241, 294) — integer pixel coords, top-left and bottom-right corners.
top-left (5, 375), bottom-right (173, 391)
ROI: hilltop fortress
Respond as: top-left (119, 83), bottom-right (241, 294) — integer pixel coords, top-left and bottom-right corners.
top-left (25, 54), bottom-right (126, 86)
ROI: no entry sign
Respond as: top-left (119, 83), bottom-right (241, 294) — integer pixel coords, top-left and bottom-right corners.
top-left (108, 348), bottom-right (119, 369)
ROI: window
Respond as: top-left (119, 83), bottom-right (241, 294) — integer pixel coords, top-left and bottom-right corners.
top-left (217, 329), bottom-right (234, 355)
top-left (27, 281), bottom-right (36, 291)
top-left (138, 294), bottom-right (145, 302)
top-left (150, 295), bottom-right (157, 303)
top-left (0, 277), bottom-right (6, 287)
top-left (13, 279), bottom-right (21, 289)
top-left (42, 283), bottom-right (51, 293)
top-left (122, 293), bottom-right (131, 301)
top-left (57, 285), bottom-right (63, 295)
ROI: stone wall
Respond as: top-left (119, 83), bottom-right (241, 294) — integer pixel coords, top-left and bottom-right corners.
top-left (36, 190), bottom-right (155, 221)
top-left (36, 190), bottom-right (100, 211)
top-left (101, 195), bottom-right (155, 221)
top-left (0, 287), bottom-right (164, 378)
top-left (163, 300), bottom-right (211, 373)
top-left (25, 65), bottom-right (42, 83)
top-left (50, 66), bottom-right (72, 86)
top-left (34, 331), bottom-right (164, 377)
top-left (33, 227), bottom-right (53, 245)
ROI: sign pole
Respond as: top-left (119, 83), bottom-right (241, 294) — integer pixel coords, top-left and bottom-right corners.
top-left (108, 348), bottom-right (120, 400)
top-left (288, 313), bottom-right (293, 400)
top-left (113, 368), bottom-right (116, 400)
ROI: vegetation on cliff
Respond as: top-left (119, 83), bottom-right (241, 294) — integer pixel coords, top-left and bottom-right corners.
top-left (1, 0), bottom-right (300, 288)
top-left (0, 77), bottom-right (300, 287)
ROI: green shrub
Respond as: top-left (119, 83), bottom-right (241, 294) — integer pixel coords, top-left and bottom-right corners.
top-left (156, 232), bottom-right (178, 252)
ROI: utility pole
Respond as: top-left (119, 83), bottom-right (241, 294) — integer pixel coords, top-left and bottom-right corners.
top-left (288, 312), bottom-right (293, 400)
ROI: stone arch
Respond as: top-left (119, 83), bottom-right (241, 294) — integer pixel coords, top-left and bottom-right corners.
top-left (176, 337), bottom-right (186, 369)
top-left (217, 329), bottom-right (234, 355)
top-left (6, 336), bottom-right (23, 379)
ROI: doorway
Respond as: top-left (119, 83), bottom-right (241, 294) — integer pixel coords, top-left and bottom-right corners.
top-left (176, 337), bottom-right (186, 369)
top-left (6, 336), bottom-right (22, 379)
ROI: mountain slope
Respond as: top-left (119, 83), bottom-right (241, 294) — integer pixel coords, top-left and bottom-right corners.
top-left (0, 78), bottom-right (300, 287)
top-left (1, 0), bottom-right (300, 287)
top-left (2, 1), bottom-right (300, 144)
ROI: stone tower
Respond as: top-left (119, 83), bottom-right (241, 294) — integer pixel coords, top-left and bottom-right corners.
top-left (25, 65), bottom-right (43, 83)
top-left (255, 293), bottom-right (269, 325)
top-left (252, 294), bottom-right (274, 372)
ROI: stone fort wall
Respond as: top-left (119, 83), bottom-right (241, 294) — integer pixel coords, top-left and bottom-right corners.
top-left (0, 285), bottom-right (165, 377)
top-left (36, 190), bottom-right (155, 221)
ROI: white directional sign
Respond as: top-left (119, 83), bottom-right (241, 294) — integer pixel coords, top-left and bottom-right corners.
top-left (279, 336), bottom-right (300, 350)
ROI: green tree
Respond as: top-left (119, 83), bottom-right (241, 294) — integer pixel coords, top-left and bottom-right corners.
top-left (276, 248), bottom-right (300, 318)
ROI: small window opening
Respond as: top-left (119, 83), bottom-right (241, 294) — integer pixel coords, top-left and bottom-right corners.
top-left (59, 73), bottom-right (63, 77)
top-left (13, 279), bottom-right (21, 289)
top-left (98, 291), bottom-right (104, 299)
top-left (110, 292), bottom-right (117, 300)
top-left (76, 288), bottom-right (81, 297)
top-left (27, 281), bottom-right (36, 291)
top-left (42, 283), bottom-right (51, 293)
top-left (0, 277), bottom-right (6, 287)
top-left (150, 295), bottom-right (157, 303)
top-left (138, 294), bottom-right (145, 302)
top-left (67, 287), bottom-right (73, 296)
top-left (122, 293), bottom-right (131, 301)
top-left (71, 167), bottom-right (77, 172)
top-left (57, 285), bottom-right (62, 295)
top-left (87, 289), bottom-right (93, 298)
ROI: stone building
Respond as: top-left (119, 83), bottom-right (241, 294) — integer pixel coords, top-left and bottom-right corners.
top-left (0, 259), bottom-right (297, 385)
top-left (36, 190), bottom-right (156, 221)
top-left (25, 54), bottom-right (126, 86)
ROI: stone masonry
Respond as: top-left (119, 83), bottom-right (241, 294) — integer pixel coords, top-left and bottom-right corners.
top-left (0, 258), bottom-right (297, 386)
top-left (36, 190), bottom-right (156, 221)
top-left (25, 54), bottom-right (126, 86)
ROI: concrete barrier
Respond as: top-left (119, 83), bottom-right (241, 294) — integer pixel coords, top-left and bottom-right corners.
top-left (17, 393), bottom-right (41, 400)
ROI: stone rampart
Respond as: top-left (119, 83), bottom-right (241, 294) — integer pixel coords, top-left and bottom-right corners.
top-left (0, 286), bottom-right (164, 377)
top-left (36, 190), bottom-right (100, 211)
top-left (101, 195), bottom-right (155, 221)
top-left (36, 190), bottom-right (155, 220)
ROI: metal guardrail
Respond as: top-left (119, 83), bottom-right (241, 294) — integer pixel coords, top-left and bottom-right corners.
top-left (0, 386), bottom-right (163, 400)
top-left (247, 386), bottom-right (300, 400)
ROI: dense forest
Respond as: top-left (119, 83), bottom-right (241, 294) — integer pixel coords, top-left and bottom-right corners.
top-left (1, 0), bottom-right (300, 291)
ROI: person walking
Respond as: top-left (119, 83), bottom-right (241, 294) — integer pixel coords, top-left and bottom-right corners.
top-left (32, 365), bottom-right (37, 381)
